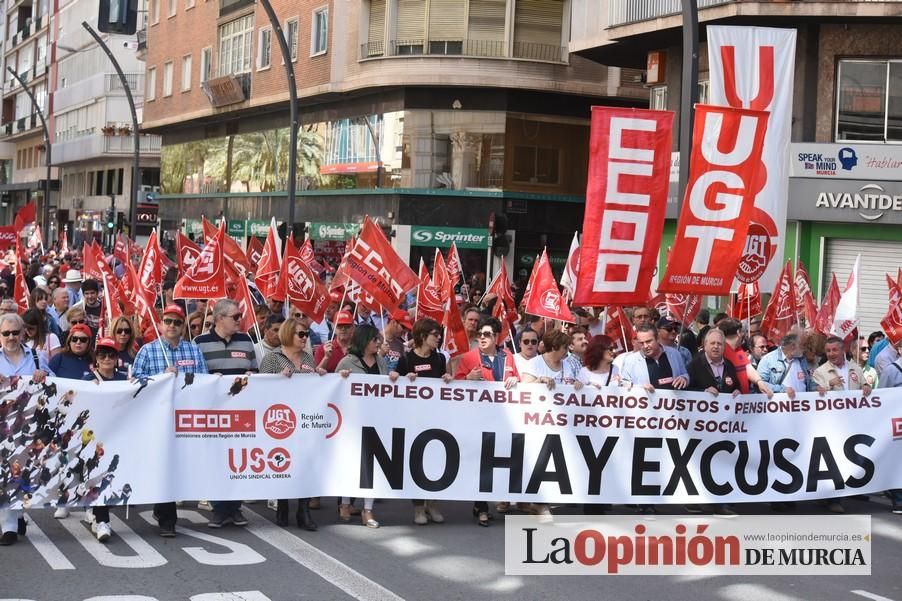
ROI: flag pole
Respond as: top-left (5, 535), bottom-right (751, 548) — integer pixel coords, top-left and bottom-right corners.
top-left (329, 285), bottom-right (349, 343)
top-left (617, 310), bottom-right (629, 352)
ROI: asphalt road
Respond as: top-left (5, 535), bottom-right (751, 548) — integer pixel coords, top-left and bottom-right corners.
top-left (2, 497), bottom-right (902, 601)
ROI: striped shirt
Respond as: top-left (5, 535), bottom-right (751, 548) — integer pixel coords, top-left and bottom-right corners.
top-left (194, 330), bottom-right (258, 375)
top-left (132, 338), bottom-right (209, 379)
top-left (259, 349), bottom-right (315, 374)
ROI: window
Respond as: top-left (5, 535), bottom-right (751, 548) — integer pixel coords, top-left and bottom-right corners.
top-left (162, 61), bottom-right (173, 96)
top-left (257, 27), bottom-right (272, 70)
top-left (147, 67), bottom-right (157, 101)
top-left (200, 47), bottom-right (212, 82)
top-left (698, 80), bottom-right (710, 105)
top-left (311, 7), bottom-right (328, 55)
top-left (836, 59), bottom-right (902, 142)
top-left (218, 14), bottom-right (254, 76)
top-left (181, 54), bottom-right (192, 91)
top-left (650, 86), bottom-right (667, 110)
top-left (150, 0), bottom-right (160, 23)
top-left (286, 18), bottom-right (298, 61)
top-left (168, 0), bottom-right (176, 17)
top-left (512, 146), bottom-right (560, 184)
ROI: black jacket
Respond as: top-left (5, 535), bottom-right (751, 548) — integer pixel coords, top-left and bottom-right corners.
top-left (687, 354), bottom-right (740, 394)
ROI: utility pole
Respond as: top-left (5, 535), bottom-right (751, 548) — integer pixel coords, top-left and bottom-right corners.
top-left (677, 0), bottom-right (700, 210)
top-left (7, 67), bottom-right (51, 243)
top-left (82, 21), bottom-right (140, 238)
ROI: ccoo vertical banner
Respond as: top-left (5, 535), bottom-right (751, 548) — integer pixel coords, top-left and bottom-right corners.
top-left (574, 107), bottom-right (673, 307)
top-left (707, 26), bottom-right (796, 291)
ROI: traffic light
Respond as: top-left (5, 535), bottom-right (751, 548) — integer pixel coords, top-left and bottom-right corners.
top-left (116, 211), bottom-right (125, 232)
top-left (98, 0), bottom-right (138, 35)
top-left (491, 212), bottom-right (510, 257)
top-left (105, 208), bottom-right (115, 231)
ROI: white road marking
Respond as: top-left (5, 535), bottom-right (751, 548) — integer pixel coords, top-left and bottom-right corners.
top-left (242, 508), bottom-right (407, 601)
top-left (83, 597), bottom-right (158, 600)
top-left (190, 594), bottom-right (273, 601)
top-left (58, 513), bottom-right (167, 568)
top-left (851, 590), bottom-right (897, 601)
top-left (138, 510), bottom-right (266, 566)
top-left (23, 518), bottom-right (76, 570)
top-left (720, 584), bottom-right (805, 601)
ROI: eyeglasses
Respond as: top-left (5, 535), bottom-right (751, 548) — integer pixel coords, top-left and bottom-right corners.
top-left (203, 322), bottom-right (213, 329)
top-left (115, 328), bottom-right (132, 335)
top-left (190, 322), bottom-right (202, 330)
top-left (477, 331), bottom-right (495, 338)
top-left (520, 339), bottom-right (538, 345)
top-left (0, 330), bottom-right (20, 337)
top-left (860, 347), bottom-right (869, 352)
top-left (228, 313), bottom-right (242, 322)
top-left (70, 336), bottom-right (89, 344)
top-left (70, 319), bottom-right (86, 325)
top-left (162, 318), bottom-right (184, 327)
top-left (295, 331), bottom-right (309, 338)
top-left (292, 313), bottom-right (303, 319)
top-left (96, 351), bottom-right (116, 359)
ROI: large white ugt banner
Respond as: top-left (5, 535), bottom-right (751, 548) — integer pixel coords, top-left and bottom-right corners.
top-left (707, 26), bottom-right (796, 291)
top-left (2, 373), bottom-right (901, 509)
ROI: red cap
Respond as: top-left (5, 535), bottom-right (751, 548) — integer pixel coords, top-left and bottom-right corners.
top-left (162, 304), bottom-right (186, 319)
top-left (68, 324), bottom-right (92, 340)
top-left (95, 337), bottom-right (117, 352)
top-left (390, 309), bottom-right (413, 330)
top-left (334, 310), bottom-right (354, 326)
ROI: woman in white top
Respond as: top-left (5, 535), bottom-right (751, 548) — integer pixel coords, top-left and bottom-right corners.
top-left (521, 329), bottom-right (581, 389)
top-left (513, 328), bottom-right (541, 375)
top-left (577, 334), bottom-right (620, 388)
top-left (23, 308), bottom-right (61, 362)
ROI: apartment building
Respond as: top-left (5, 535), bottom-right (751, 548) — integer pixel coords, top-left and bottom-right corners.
top-left (570, 0), bottom-right (902, 333)
top-left (142, 0), bottom-right (646, 277)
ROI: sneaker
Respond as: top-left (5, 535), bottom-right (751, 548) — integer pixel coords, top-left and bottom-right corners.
top-left (535, 505), bottom-right (554, 524)
top-left (197, 500), bottom-right (213, 511)
top-left (232, 510), bottom-right (248, 527)
top-left (53, 506), bottom-right (70, 519)
top-left (267, 499), bottom-right (279, 512)
top-left (207, 514), bottom-right (234, 528)
top-left (425, 502), bottom-right (445, 524)
top-left (308, 497), bottom-right (321, 510)
top-left (94, 521), bottom-right (112, 543)
top-left (159, 523), bottom-right (176, 538)
top-left (413, 505), bottom-right (428, 525)
top-left (495, 502), bottom-right (511, 513)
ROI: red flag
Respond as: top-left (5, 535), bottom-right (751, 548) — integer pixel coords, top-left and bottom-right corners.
top-left (492, 298), bottom-right (518, 346)
top-left (176, 232), bottom-right (202, 276)
top-left (234, 275), bottom-right (259, 334)
top-left (113, 233), bottom-right (130, 266)
top-left (174, 222), bottom-right (227, 300)
top-left (574, 107), bottom-right (673, 306)
top-left (125, 261), bottom-right (158, 334)
top-left (246, 236), bottom-right (264, 272)
top-left (255, 219), bottom-right (282, 300)
top-left (813, 273), bottom-right (841, 336)
top-left (442, 291), bottom-right (470, 359)
top-left (446, 242), bottom-right (463, 288)
top-left (560, 231), bottom-right (580, 302)
top-left (415, 259), bottom-right (445, 324)
top-left (432, 249), bottom-right (453, 302)
top-left (329, 238), bottom-right (354, 295)
top-left (880, 274), bottom-right (902, 345)
top-left (203, 217), bottom-right (250, 275)
top-left (760, 260), bottom-right (797, 344)
top-left (794, 262), bottom-right (817, 326)
top-left (298, 239), bottom-right (326, 276)
top-left (604, 306), bottom-right (635, 354)
top-left (82, 241), bottom-right (111, 283)
top-left (59, 228), bottom-right (69, 254)
top-left (733, 282), bottom-right (762, 320)
top-left (27, 225), bottom-right (43, 252)
top-left (276, 234), bottom-right (329, 323)
top-left (14, 201), bottom-right (35, 232)
top-left (665, 293), bottom-right (702, 327)
top-left (486, 261), bottom-right (515, 310)
top-left (136, 230), bottom-right (164, 300)
top-left (520, 255), bottom-right (541, 310)
top-left (524, 249), bottom-right (574, 323)
top-left (659, 104), bottom-right (769, 295)
top-left (344, 218), bottom-right (417, 311)
top-left (897, 268), bottom-right (902, 291)
top-left (13, 238), bottom-right (28, 314)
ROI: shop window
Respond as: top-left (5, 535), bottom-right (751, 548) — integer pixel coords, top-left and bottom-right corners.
top-left (650, 85), bottom-right (667, 110)
top-left (512, 145), bottom-right (559, 185)
top-left (836, 59), bottom-right (902, 142)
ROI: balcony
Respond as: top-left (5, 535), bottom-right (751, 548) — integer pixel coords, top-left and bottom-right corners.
top-left (136, 28), bottom-right (147, 61)
top-left (54, 72), bottom-right (145, 112)
top-left (360, 39), bottom-right (567, 63)
top-left (52, 132), bottom-right (163, 165)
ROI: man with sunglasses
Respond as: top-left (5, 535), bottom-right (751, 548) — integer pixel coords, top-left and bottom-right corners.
top-left (194, 299), bottom-right (258, 529)
top-left (132, 304), bottom-right (208, 537)
top-left (0, 312), bottom-right (52, 545)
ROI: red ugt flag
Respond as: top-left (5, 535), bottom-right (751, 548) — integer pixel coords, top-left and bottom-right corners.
top-left (276, 234), bottom-right (329, 323)
top-left (174, 222), bottom-right (227, 300)
top-left (814, 273), bottom-right (841, 336)
top-left (524, 249), bottom-right (574, 323)
top-left (415, 259), bottom-right (445, 324)
top-left (760, 259), bottom-right (797, 344)
top-left (574, 107), bottom-right (673, 306)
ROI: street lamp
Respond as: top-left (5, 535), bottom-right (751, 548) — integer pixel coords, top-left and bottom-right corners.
top-left (677, 0), bottom-right (699, 210)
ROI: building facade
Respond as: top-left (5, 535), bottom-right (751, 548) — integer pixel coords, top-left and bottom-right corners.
top-left (570, 0), bottom-right (902, 333)
top-left (141, 0), bottom-right (646, 277)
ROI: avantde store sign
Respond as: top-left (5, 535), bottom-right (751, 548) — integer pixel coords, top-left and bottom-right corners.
top-left (788, 178), bottom-right (902, 225)
top-left (411, 226), bottom-right (489, 249)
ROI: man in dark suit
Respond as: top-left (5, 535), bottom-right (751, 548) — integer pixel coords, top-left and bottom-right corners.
top-left (687, 328), bottom-right (741, 396)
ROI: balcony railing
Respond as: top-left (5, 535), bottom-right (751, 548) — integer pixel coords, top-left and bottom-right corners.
top-left (54, 72), bottom-right (145, 112)
top-left (53, 132), bottom-right (164, 165)
top-left (361, 39), bottom-right (566, 63)
top-left (609, 0), bottom-right (730, 27)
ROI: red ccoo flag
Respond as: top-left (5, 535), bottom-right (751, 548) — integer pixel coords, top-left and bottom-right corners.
top-left (794, 261), bottom-right (818, 327)
top-left (174, 222), bottom-right (227, 300)
top-left (524, 249), bottom-right (574, 323)
top-left (760, 259), bottom-right (797, 344)
top-left (344, 218), bottom-right (417, 311)
top-left (813, 273), bottom-right (841, 336)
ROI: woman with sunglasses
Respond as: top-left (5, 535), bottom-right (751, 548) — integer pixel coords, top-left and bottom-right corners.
top-left (391, 317), bottom-right (451, 525)
top-left (22, 308), bottom-right (61, 362)
top-left (110, 315), bottom-right (140, 372)
top-left (49, 324), bottom-right (95, 380)
top-left (259, 317), bottom-right (324, 531)
top-left (63, 307), bottom-right (88, 337)
top-left (80, 337), bottom-right (127, 542)
top-left (513, 328), bottom-right (541, 375)
top-left (186, 310), bottom-right (206, 340)
top-left (577, 334), bottom-right (621, 388)
top-left (337, 324), bottom-right (399, 528)
top-left (47, 275), bottom-right (61, 291)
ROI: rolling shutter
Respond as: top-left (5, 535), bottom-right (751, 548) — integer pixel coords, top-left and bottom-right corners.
top-left (824, 238), bottom-right (901, 336)
top-left (467, 0), bottom-right (505, 44)
top-left (368, 0), bottom-right (385, 49)
top-left (513, 0), bottom-right (562, 48)
top-left (396, 0), bottom-right (426, 43)
top-left (428, 0), bottom-right (465, 41)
